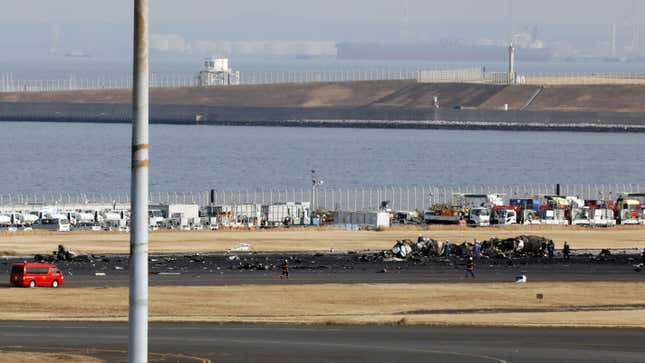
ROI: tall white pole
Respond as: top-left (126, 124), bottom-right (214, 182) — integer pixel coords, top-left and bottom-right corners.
top-left (508, 43), bottom-right (515, 85)
top-left (129, 0), bottom-right (149, 362)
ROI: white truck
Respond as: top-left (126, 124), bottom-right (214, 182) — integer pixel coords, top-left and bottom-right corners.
top-left (491, 207), bottom-right (518, 225)
top-left (454, 194), bottom-right (504, 227)
top-left (468, 207), bottom-right (491, 227)
top-left (591, 208), bottom-right (616, 227)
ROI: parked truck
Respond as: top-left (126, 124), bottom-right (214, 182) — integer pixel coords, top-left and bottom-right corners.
top-left (509, 198), bottom-right (542, 224)
top-left (491, 205), bottom-right (519, 225)
top-left (614, 195), bottom-right (642, 225)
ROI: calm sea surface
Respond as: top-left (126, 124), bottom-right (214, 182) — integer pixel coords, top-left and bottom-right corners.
top-left (0, 122), bottom-right (643, 194)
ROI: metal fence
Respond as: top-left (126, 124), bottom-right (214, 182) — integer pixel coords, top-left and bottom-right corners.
top-left (5, 70), bottom-right (645, 93)
top-left (0, 67), bottom-right (506, 92)
top-left (0, 69), bottom-right (420, 93)
top-left (417, 68), bottom-right (510, 84)
top-left (2, 183), bottom-right (644, 212)
top-left (239, 69), bottom-right (418, 85)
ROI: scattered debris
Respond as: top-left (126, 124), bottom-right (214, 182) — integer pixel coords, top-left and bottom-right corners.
top-left (34, 244), bottom-right (92, 263)
top-left (594, 249), bottom-right (615, 262)
top-left (54, 244), bottom-right (78, 260)
top-left (383, 257), bottom-right (405, 263)
top-left (186, 254), bottom-right (205, 263)
top-left (230, 243), bottom-right (253, 252)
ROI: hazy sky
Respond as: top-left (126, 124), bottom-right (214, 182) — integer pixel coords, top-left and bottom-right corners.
top-left (0, 0), bottom-right (641, 60)
top-left (1, 0), bottom-right (638, 26)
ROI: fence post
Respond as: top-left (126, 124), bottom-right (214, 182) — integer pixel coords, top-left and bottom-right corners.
top-left (322, 189), bottom-right (327, 210)
top-left (354, 188), bottom-right (358, 211)
top-left (346, 188), bottom-right (350, 211)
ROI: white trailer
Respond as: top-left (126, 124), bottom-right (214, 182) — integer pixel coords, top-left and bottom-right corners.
top-left (334, 211), bottom-right (390, 229)
top-left (541, 209), bottom-right (569, 225)
top-left (31, 217), bottom-right (71, 232)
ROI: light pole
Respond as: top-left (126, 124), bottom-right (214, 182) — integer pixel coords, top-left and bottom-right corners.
top-left (129, 0), bottom-right (149, 362)
top-left (311, 170), bottom-right (323, 217)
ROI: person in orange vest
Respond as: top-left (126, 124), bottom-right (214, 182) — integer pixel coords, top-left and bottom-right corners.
top-left (280, 260), bottom-right (289, 280)
top-left (465, 256), bottom-right (475, 278)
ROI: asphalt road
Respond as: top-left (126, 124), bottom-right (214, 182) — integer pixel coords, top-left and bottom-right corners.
top-left (0, 321), bottom-right (643, 362)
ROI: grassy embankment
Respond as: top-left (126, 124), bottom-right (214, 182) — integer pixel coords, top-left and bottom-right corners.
top-left (2, 282), bottom-right (644, 328)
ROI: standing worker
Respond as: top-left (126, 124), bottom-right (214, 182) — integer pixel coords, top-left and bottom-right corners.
top-left (465, 256), bottom-right (475, 278)
top-left (280, 259), bottom-right (289, 280)
top-left (563, 241), bottom-right (571, 260)
top-left (417, 233), bottom-right (424, 244)
top-left (474, 240), bottom-right (481, 258)
top-left (547, 240), bottom-right (555, 259)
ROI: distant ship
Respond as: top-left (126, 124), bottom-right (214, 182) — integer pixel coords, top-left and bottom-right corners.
top-left (336, 42), bottom-right (553, 62)
top-left (64, 51), bottom-right (92, 58)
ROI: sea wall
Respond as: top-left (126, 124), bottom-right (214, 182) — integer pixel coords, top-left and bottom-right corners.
top-left (1, 102), bottom-right (645, 132)
top-left (4, 82), bottom-right (645, 113)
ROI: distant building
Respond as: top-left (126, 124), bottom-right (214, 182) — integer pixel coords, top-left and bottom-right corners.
top-left (198, 57), bottom-right (240, 86)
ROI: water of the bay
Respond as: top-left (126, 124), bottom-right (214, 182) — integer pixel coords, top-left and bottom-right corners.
top-left (0, 122), bottom-right (642, 194)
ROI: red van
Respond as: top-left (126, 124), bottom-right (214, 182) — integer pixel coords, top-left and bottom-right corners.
top-left (10, 262), bottom-right (65, 288)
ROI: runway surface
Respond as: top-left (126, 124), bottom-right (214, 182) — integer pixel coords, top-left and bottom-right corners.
top-left (2, 252), bottom-right (643, 287)
top-left (0, 321), bottom-right (644, 362)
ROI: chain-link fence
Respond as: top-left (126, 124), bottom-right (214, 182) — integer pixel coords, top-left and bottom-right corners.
top-left (2, 183), bottom-right (644, 212)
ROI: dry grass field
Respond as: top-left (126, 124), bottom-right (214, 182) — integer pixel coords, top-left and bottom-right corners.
top-left (3, 282), bottom-right (644, 328)
top-left (0, 352), bottom-right (103, 363)
top-left (1, 226), bottom-right (643, 256)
